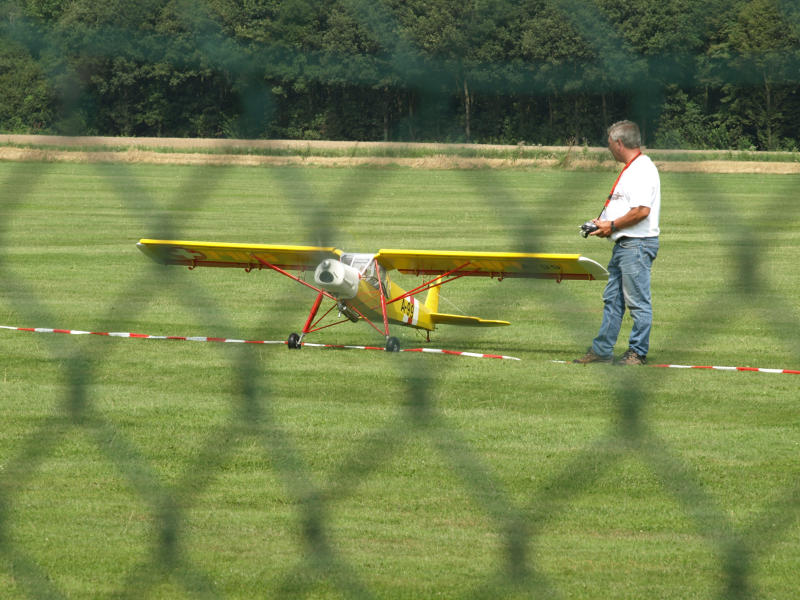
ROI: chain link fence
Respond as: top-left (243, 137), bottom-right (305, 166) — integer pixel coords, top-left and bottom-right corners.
top-left (2, 2), bottom-right (800, 598)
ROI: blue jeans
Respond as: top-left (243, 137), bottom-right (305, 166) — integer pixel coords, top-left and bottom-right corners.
top-left (592, 237), bottom-right (659, 358)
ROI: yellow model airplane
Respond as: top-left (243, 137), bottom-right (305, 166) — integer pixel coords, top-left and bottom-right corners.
top-left (137, 239), bottom-right (608, 351)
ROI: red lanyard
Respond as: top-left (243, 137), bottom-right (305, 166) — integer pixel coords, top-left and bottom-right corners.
top-left (604, 151), bottom-right (642, 207)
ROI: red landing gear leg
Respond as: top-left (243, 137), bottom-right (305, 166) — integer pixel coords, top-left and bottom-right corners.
top-left (288, 291), bottom-right (324, 349)
top-left (374, 258), bottom-right (400, 352)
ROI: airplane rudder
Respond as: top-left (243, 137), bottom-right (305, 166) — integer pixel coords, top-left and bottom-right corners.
top-left (425, 283), bottom-right (440, 312)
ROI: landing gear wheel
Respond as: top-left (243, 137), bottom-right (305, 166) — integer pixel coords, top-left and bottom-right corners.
top-left (287, 332), bottom-right (302, 349)
top-left (385, 336), bottom-right (401, 353)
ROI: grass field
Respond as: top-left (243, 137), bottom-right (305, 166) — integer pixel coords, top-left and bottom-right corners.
top-left (1, 160), bottom-right (799, 598)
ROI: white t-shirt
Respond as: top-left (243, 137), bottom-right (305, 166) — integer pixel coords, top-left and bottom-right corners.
top-left (601, 154), bottom-right (660, 241)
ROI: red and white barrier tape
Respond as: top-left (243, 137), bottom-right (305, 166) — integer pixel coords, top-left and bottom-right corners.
top-left (0, 325), bottom-right (519, 361)
top-left (650, 363), bottom-right (800, 374)
top-left (401, 347), bottom-right (519, 360)
top-left (553, 359), bottom-right (799, 374)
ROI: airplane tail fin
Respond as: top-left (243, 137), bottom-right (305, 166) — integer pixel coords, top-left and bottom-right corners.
top-left (425, 283), bottom-right (440, 313)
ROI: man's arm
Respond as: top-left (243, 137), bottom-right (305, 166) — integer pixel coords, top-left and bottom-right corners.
top-left (591, 206), bottom-right (650, 238)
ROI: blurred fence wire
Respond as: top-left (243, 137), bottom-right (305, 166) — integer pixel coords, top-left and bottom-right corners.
top-left (2, 1), bottom-right (800, 598)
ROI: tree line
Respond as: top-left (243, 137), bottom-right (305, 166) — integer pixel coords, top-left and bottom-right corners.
top-left (2, 0), bottom-right (800, 150)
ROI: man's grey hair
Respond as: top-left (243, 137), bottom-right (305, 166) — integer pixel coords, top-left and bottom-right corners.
top-left (608, 120), bottom-right (642, 149)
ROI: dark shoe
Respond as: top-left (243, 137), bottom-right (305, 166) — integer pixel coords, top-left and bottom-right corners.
top-left (616, 349), bottom-right (646, 366)
top-left (573, 349), bottom-right (612, 364)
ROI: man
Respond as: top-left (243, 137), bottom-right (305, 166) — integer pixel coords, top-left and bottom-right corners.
top-left (574, 120), bottom-right (660, 366)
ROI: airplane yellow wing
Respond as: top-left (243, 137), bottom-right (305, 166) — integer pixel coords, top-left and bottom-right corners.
top-left (375, 250), bottom-right (608, 281)
top-left (137, 239), bottom-right (341, 271)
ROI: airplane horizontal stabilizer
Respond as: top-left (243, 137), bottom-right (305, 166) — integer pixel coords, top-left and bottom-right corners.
top-left (430, 313), bottom-right (510, 327)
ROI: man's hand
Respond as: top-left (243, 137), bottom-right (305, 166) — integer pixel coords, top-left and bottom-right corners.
top-left (589, 219), bottom-right (613, 237)
top-left (589, 206), bottom-right (651, 237)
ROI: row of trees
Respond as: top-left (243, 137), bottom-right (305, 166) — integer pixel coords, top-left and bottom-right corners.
top-left (2, 0), bottom-right (800, 149)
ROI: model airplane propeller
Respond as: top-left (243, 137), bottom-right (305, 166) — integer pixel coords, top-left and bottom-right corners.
top-left (137, 239), bottom-right (608, 351)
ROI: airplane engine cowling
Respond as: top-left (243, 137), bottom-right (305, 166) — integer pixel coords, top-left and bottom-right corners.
top-left (313, 259), bottom-right (360, 299)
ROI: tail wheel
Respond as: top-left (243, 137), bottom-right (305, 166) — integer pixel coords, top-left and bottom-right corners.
top-left (287, 332), bottom-right (302, 349)
top-left (385, 336), bottom-right (401, 353)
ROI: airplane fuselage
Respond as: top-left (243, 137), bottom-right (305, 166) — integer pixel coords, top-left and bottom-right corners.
top-left (313, 254), bottom-right (435, 331)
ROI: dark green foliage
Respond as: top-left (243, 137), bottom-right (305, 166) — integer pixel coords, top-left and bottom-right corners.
top-left (1, 0), bottom-right (799, 148)
top-left (0, 37), bottom-right (53, 132)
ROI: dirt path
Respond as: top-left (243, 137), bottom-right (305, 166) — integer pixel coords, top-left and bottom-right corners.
top-left (2, 135), bottom-right (799, 174)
